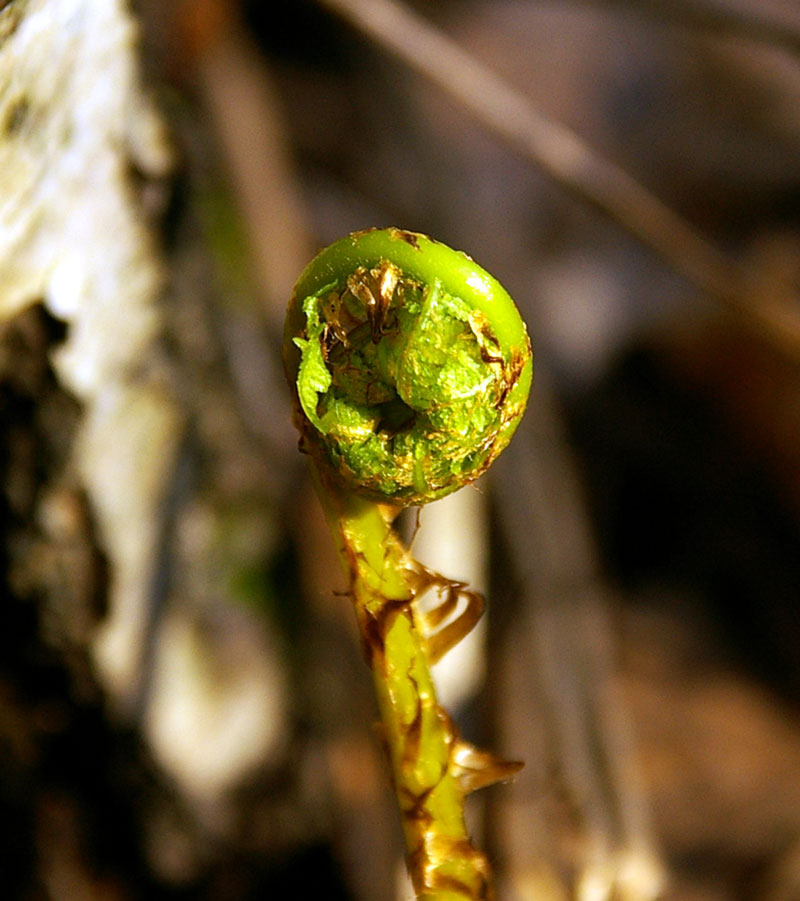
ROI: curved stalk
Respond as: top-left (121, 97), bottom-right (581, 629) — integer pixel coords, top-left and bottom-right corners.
top-left (284, 229), bottom-right (532, 898)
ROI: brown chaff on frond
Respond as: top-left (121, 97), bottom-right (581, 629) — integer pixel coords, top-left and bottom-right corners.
top-left (408, 561), bottom-right (485, 665)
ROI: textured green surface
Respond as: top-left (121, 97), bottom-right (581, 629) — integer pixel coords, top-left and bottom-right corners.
top-left (286, 228), bottom-right (532, 505)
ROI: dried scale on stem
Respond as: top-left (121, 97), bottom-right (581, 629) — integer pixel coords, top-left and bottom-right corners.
top-left (283, 228), bottom-right (533, 899)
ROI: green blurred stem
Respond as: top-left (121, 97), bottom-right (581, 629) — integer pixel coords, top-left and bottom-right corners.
top-left (316, 476), bottom-right (492, 900)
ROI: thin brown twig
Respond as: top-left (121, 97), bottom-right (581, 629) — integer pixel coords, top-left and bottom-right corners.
top-left (317, 0), bottom-right (800, 358)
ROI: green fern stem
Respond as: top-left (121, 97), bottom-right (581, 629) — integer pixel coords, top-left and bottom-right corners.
top-left (284, 229), bottom-right (532, 898)
top-left (319, 482), bottom-right (494, 898)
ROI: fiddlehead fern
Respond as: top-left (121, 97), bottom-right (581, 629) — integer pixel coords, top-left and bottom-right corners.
top-left (285, 227), bottom-right (531, 505)
top-left (284, 228), bottom-right (532, 899)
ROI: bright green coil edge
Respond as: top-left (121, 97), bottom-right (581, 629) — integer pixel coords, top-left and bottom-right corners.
top-left (284, 228), bottom-right (533, 506)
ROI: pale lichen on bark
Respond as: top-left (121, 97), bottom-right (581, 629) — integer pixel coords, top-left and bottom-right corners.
top-left (0, 0), bottom-right (178, 708)
top-left (0, 0), bottom-right (185, 716)
top-left (0, 0), bottom-right (288, 798)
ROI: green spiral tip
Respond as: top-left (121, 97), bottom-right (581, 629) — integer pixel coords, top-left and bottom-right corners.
top-left (284, 228), bottom-right (533, 505)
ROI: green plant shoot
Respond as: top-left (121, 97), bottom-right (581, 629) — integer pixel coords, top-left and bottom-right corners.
top-left (284, 228), bottom-right (532, 899)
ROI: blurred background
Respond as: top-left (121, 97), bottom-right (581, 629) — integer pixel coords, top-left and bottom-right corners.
top-left (2, 0), bottom-right (800, 898)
